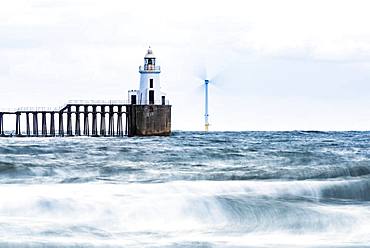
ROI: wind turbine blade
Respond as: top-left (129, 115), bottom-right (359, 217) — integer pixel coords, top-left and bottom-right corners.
top-left (194, 64), bottom-right (208, 80)
top-left (207, 64), bottom-right (231, 87)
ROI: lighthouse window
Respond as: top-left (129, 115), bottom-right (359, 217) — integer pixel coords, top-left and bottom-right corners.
top-left (148, 59), bottom-right (153, 65)
top-left (150, 79), bottom-right (153, 88)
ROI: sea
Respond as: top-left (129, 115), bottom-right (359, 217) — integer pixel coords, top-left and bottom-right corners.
top-left (0, 131), bottom-right (370, 247)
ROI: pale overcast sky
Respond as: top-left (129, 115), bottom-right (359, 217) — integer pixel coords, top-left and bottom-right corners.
top-left (1, 0), bottom-right (370, 131)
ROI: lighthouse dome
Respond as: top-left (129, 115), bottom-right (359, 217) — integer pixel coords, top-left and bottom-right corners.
top-left (144, 47), bottom-right (156, 59)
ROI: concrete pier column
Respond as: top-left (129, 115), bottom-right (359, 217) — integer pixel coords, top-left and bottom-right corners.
top-left (125, 113), bottom-right (128, 136)
top-left (33, 112), bottom-right (38, 136)
top-left (83, 106), bottom-right (89, 136)
top-left (117, 114), bottom-right (123, 136)
top-left (59, 112), bottom-right (64, 137)
top-left (15, 113), bottom-right (21, 136)
top-left (92, 106), bottom-right (97, 136)
top-left (117, 106), bottom-right (123, 136)
top-left (0, 113), bottom-right (3, 136)
top-left (0, 114), bottom-right (5, 136)
top-left (26, 113), bottom-right (31, 137)
top-left (67, 106), bottom-right (72, 136)
top-left (75, 105), bottom-right (81, 136)
top-left (108, 105), bottom-right (114, 136)
top-left (100, 105), bottom-right (106, 136)
top-left (126, 106), bottom-right (134, 137)
top-left (50, 113), bottom-right (55, 136)
top-left (41, 112), bottom-right (47, 136)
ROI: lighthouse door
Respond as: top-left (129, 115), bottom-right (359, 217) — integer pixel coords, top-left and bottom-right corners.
top-left (131, 95), bottom-right (136, 105)
top-left (149, 90), bottom-right (154, 104)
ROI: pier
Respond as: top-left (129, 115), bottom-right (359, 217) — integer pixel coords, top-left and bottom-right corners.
top-left (0, 100), bottom-right (171, 137)
top-left (0, 47), bottom-right (172, 137)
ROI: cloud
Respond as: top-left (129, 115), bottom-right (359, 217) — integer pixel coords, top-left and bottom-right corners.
top-left (1, 0), bottom-right (370, 130)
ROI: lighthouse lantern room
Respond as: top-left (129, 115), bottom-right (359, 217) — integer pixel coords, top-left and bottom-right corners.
top-left (129, 47), bottom-right (167, 105)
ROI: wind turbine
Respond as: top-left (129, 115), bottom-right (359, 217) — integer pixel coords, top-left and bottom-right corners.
top-left (204, 79), bottom-right (210, 132)
top-left (198, 71), bottom-right (216, 132)
top-left (195, 61), bottom-right (227, 132)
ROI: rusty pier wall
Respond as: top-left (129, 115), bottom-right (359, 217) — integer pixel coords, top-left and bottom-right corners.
top-left (126, 105), bottom-right (171, 137)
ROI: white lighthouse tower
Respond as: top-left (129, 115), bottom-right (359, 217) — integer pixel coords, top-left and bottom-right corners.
top-left (128, 47), bottom-right (166, 105)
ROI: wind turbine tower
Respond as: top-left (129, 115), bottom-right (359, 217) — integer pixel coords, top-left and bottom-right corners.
top-left (204, 79), bottom-right (209, 132)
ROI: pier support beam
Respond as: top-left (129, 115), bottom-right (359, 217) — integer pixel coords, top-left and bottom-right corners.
top-left (26, 113), bottom-right (30, 137)
top-left (42, 112), bottom-right (47, 136)
top-left (67, 106), bottom-right (72, 136)
top-left (83, 106), bottom-right (89, 136)
top-left (33, 112), bottom-right (38, 136)
top-left (125, 113), bottom-right (128, 136)
top-left (50, 113), bottom-right (55, 136)
top-left (0, 113), bottom-right (4, 136)
top-left (15, 113), bottom-right (21, 136)
top-left (100, 105), bottom-right (106, 136)
top-left (59, 112), bottom-right (64, 137)
top-left (92, 106), bottom-right (97, 136)
top-left (117, 106), bottom-right (123, 136)
top-left (75, 105), bottom-right (81, 136)
top-left (108, 105), bottom-right (114, 136)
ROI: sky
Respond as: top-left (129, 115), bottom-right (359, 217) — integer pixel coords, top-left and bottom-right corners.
top-left (1, 0), bottom-right (370, 131)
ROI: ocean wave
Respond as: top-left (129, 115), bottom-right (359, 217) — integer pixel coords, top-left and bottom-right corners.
top-left (1, 133), bottom-right (370, 246)
top-left (0, 180), bottom-right (369, 247)
top-left (0, 181), bottom-right (370, 244)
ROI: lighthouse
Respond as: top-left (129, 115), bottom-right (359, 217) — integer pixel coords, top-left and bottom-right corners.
top-left (129, 47), bottom-right (166, 105)
top-left (126, 47), bottom-right (171, 136)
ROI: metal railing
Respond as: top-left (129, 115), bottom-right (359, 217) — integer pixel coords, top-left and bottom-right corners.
top-left (135, 100), bottom-right (170, 105)
top-left (68, 99), bottom-right (170, 105)
top-left (67, 100), bottom-right (131, 105)
top-left (16, 106), bottom-right (63, 112)
top-left (139, 65), bottom-right (161, 72)
top-left (0, 100), bottom-right (170, 113)
top-left (0, 106), bottom-right (63, 113)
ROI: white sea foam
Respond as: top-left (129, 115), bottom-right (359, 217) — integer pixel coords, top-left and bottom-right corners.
top-left (0, 180), bottom-right (369, 247)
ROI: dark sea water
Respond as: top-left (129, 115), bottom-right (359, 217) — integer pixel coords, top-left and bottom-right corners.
top-left (1, 131), bottom-right (370, 247)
